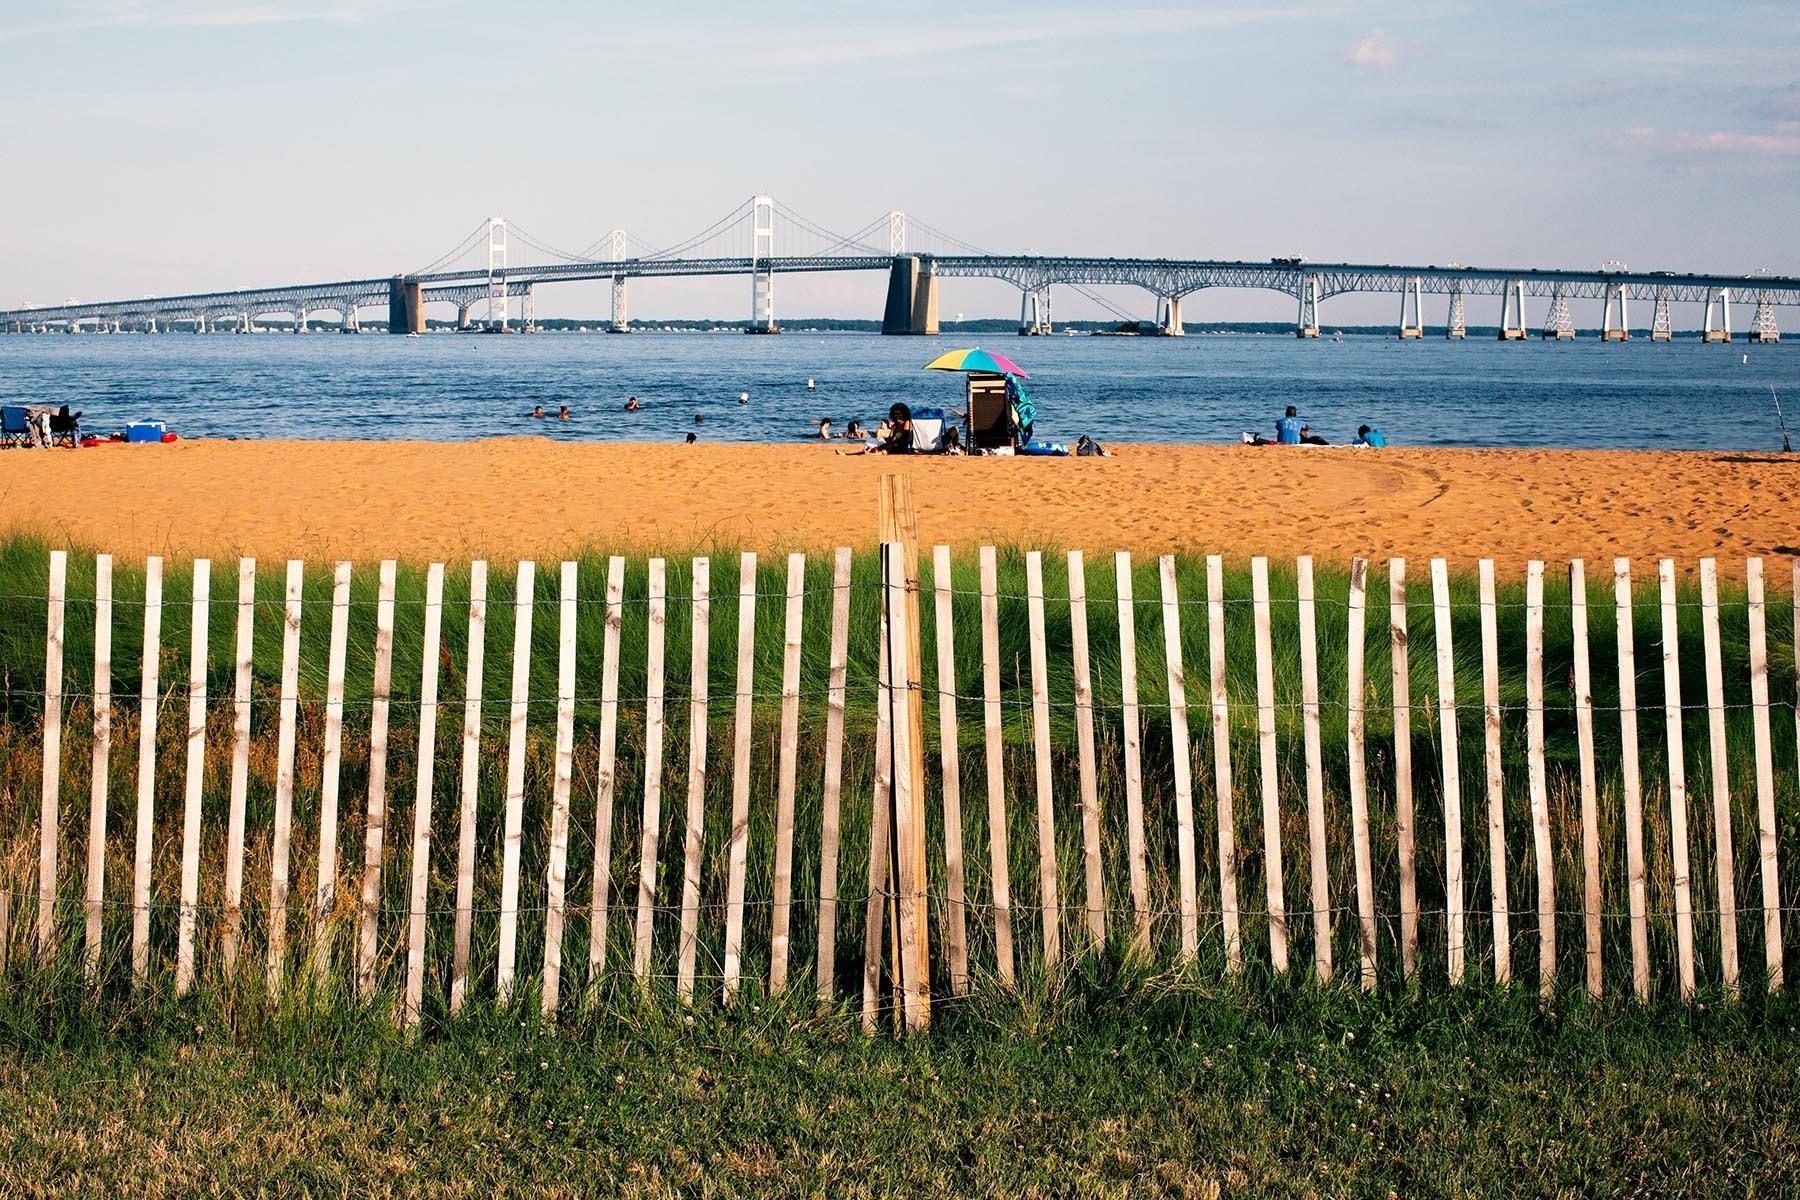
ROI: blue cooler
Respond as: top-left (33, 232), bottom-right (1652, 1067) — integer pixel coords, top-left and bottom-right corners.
top-left (125, 421), bottom-right (166, 444)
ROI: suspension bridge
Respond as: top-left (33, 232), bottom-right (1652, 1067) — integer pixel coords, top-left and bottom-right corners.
top-left (3, 195), bottom-right (1796, 342)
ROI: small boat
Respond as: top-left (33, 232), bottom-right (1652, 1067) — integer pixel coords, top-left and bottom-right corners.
top-left (1332, 330), bottom-right (1343, 342)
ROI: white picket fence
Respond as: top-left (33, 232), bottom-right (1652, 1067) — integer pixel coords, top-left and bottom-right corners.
top-left (6, 546), bottom-right (1798, 1029)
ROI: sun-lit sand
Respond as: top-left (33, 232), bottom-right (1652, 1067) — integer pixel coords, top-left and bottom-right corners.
top-left (4, 439), bottom-right (1797, 568)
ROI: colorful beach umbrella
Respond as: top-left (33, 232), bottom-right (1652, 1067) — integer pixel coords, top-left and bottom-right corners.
top-left (921, 348), bottom-right (1030, 379)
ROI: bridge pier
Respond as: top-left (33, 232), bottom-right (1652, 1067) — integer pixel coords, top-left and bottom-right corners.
top-left (1398, 276), bottom-right (1423, 338)
top-left (610, 276), bottom-right (629, 332)
top-left (877, 254), bottom-right (940, 334)
top-left (1600, 283), bottom-right (1629, 341)
top-left (293, 305), bottom-right (307, 333)
top-left (1498, 280), bottom-right (1527, 340)
top-left (1296, 274), bottom-right (1321, 337)
top-left (1749, 294), bottom-right (1780, 343)
top-left (521, 287), bottom-right (536, 333)
top-left (342, 303), bottom-right (359, 334)
top-left (388, 276), bottom-right (425, 335)
top-left (1019, 287), bottom-right (1051, 336)
top-left (457, 305), bottom-right (472, 331)
top-left (1542, 286), bottom-right (1574, 340)
top-left (1445, 289), bottom-right (1466, 338)
top-left (1702, 287), bottom-right (1731, 343)
top-left (1153, 295), bottom-right (1185, 336)
top-left (1650, 292), bottom-right (1673, 341)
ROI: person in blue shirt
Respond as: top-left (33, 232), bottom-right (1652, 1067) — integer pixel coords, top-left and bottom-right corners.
top-left (1274, 405), bottom-right (1305, 445)
top-left (1354, 424), bottom-right (1388, 447)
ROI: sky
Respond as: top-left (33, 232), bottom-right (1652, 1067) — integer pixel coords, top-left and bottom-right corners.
top-left (2, 0), bottom-right (1797, 324)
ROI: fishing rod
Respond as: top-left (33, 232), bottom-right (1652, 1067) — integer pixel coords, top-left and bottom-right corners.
top-left (1775, 385), bottom-right (1792, 453)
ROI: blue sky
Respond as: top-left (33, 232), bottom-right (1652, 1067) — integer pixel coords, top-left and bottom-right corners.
top-left (3, 0), bottom-right (1796, 323)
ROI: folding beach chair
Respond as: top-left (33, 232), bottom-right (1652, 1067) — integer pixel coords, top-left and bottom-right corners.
top-left (0, 406), bottom-right (32, 449)
top-left (48, 406), bottom-right (82, 448)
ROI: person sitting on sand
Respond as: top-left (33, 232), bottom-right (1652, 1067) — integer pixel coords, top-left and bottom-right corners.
top-left (685, 431), bottom-right (698, 444)
top-left (837, 404), bottom-right (915, 456)
top-left (1354, 424), bottom-right (1387, 447)
top-left (1275, 405), bottom-right (1303, 445)
top-left (1299, 424), bottom-right (1329, 446)
top-left (625, 396), bottom-right (640, 412)
top-left (530, 404), bottom-right (545, 419)
top-left (557, 405), bottom-right (570, 420)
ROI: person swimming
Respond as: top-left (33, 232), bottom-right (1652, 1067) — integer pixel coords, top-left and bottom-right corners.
top-left (844, 420), bottom-right (862, 439)
top-left (624, 396), bottom-right (640, 411)
top-left (557, 405), bottom-right (570, 420)
top-left (530, 405), bottom-right (545, 419)
top-left (817, 419), bottom-right (834, 439)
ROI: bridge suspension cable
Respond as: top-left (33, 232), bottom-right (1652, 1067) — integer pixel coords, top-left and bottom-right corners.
top-left (412, 219), bottom-right (494, 276)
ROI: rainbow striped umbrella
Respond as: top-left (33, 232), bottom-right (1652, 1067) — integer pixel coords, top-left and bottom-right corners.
top-left (921, 347), bottom-right (1030, 378)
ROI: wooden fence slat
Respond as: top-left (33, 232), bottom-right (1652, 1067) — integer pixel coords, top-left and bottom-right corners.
top-left (815, 547), bottom-right (852, 1010)
top-left (266, 560), bottom-right (304, 997)
top-left (676, 559), bottom-right (712, 1004)
top-left (357, 560), bottom-right (398, 999)
top-left (1698, 558), bottom-right (1740, 996)
top-left (1525, 562), bottom-right (1555, 998)
top-left (587, 557), bottom-right (626, 993)
top-left (1297, 556), bottom-right (1332, 983)
top-left (1115, 553), bottom-right (1150, 956)
top-left (313, 562), bottom-right (352, 975)
top-left (862, 592), bottom-right (894, 1033)
top-left (1251, 557), bottom-right (1288, 974)
top-left (1477, 560), bottom-right (1510, 987)
top-left (1390, 559), bottom-right (1418, 984)
top-left (1614, 558), bottom-right (1650, 1001)
top-left (1430, 558), bottom-right (1465, 986)
top-left (1158, 555), bottom-right (1199, 962)
top-left (541, 561), bottom-right (579, 1016)
top-left (1068, 551), bottom-right (1105, 952)
top-left (1571, 559), bottom-right (1602, 998)
top-left (769, 553), bottom-right (806, 995)
top-left (221, 558), bottom-right (254, 975)
top-left (1207, 554), bottom-right (1240, 974)
top-left (723, 552), bottom-right (759, 1003)
top-left (175, 559), bottom-right (211, 995)
top-left (1345, 558), bottom-right (1376, 991)
top-left (131, 556), bottom-right (164, 985)
top-left (37, 549), bottom-right (66, 960)
top-left (403, 563), bottom-right (444, 1026)
top-left (1658, 560), bottom-right (1697, 1002)
top-left (496, 560), bottom-right (535, 1005)
top-left (1747, 557), bottom-right (1784, 991)
top-left (450, 561), bottom-right (487, 1014)
top-left (933, 545), bottom-right (971, 992)
top-left (84, 554), bottom-right (114, 979)
top-left (1024, 551), bottom-right (1062, 975)
top-left (885, 545), bottom-right (926, 1032)
top-left (979, 546), bottom-right (1015, 988)
top-left (632, 559), bottom-right (668, 985)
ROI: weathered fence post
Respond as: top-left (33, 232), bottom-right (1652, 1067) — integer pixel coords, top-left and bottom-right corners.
top-left (1571, 559), bottom-right (1603, 999)
top-left (84, 555), bottom-right (114, 980)
top-left (1252, 557), bottom-right (1288, 974)
top-left (357, 561), bottom-right (398, 999)
top-left (769, 552), bottom-right (807, 995)
top-left (676, 559), bottom-right (711, 1004)
top-left (1657, 560), bottom-right (1696, 1002)
top-left (404, 564), bottom-right (445, 1027)
top-left (723, 553), bottom-right (758, 1003)
top-left (587, 557), bottom-right (626, 998)
top-left (1069, 550), bottom-right (1105, 953)
top-left (815, 547), bottom-right (852, 1011)
top-left (1478, 560), bottom-right (1510, 986)
top-left (1346, 558), bottom-right (1376, 991)
top-left (37, 549), bottom-right (66, 962)
top-left (1390, 559), bottom-right (1417, 984)
top-left (541, 561), bottom-right (579, 1016)
top-left (267, 561), bottom-right (304, 998)
top-left (1525, 562), bottom-right (1555, 998)
top-left (1115, 552), bottom-right (1151, 957)
top-left (1614, 559), bottom-right (1650, 1001)
top-left (1430, 558), bottom-right (1464, 986)
top-left (221, 558), bottom-right (254, 975)
top-left (131, 557), bottom-right (164, 985)
top-left (884, 543), bottom-right (928, 1032)
top-left (496, 561), bottom-right (535, 1005)
top-left (1297, 556), bottom-right (1332, 983)
top-left (979, 546), bottom-right (1014, 989)
top-left (1698, 558), bottom-right (1740, 997)
top-left (933, 546), bottom-right (971, 992)
top-left (1208, 555), bottom-right (1241, 974)
top-left (313, 563), bottom-right (353, 977)
top-left (1746, 558), bottom-right (1784, 991)
top-left (175, 559), bottom-right (211, 995)
top-left (450, 561), bottom-right (488, 1014)
top-left (632, 559), bottom-right (668, 987)
top-left (1158, 555), bottom-right (1199, 963)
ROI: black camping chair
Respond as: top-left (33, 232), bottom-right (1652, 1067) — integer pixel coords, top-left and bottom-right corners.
top-left (49, 405), bottom-right (82, 448)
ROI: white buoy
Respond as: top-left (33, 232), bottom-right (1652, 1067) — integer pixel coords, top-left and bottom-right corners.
top-left (1743, 353), bottom-right (1749, 364)
top-left (807, 379), bottom-right (815, 390)
top-left (739, 392), bottom-right (749, 403)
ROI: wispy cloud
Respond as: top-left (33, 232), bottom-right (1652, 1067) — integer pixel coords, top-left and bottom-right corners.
top-left (1343, 28), bottom-right (1402, 69)
top-left (0, 0), bottom-right (435, 40)
top-left (1604, 123), bottom-right (1800, 159)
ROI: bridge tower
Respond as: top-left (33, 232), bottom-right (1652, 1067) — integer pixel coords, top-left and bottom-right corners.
top-left (747, 195), bottom-right (778, 334)
top-left (1498, 280), bottom-right (1527, 340)
top-left (1541, 286), bottom-right (1574, 340)
top-left (608, 229), bottom-right (630, 333)
top-left (1295, 274), bottom-right (1321, 337)
top-left (1749, 292), bottom-right (1780, 343)
top-left (1445, 286), bottom-right (1466, 338)
top-left (521, 286), bottom-right (536, 333)
top-left (1650, 291), bottom-right (1673, 341)
top-left (1600, 283), bottom-right (1630, 342)
top-left (1398, 276), bottom-right (1423, 338)
top-left (1702, 287), bottom-right (1731, 343)
top-left (889, 211), bottom-right (906, 256)
top-left (488, 216), bottom-right (510, 332)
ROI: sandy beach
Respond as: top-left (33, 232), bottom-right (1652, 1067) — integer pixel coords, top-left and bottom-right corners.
top-left (2, 439), bottom-right (1795, 567)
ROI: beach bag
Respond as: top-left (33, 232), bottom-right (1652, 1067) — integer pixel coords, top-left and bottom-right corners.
top-left (1005, 374), bottom-right (1036, 445)
top-left (1076, 436), bottom-right (1104, 457)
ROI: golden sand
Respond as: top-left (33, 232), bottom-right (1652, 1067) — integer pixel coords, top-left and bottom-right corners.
top-left (5, 439), bottom-right (1797, 568)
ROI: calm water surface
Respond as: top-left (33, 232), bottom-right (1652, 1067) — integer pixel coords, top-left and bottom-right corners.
top-left (0, 331), bottom-right (1794, 450)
